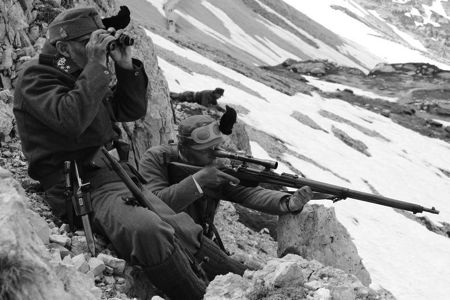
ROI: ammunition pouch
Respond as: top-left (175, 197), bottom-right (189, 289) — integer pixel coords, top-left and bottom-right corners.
top-left (72, 179), bottom-right (93, 217)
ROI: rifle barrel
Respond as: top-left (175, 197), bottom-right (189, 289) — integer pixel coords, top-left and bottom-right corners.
top-left (238, 167), bottom-right (439, 215)
top-left (287, 174), bottom-right (439, 214)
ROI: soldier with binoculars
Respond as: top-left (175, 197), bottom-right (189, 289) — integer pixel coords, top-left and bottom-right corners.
top-left (13, 6), bottom-right (241, 300)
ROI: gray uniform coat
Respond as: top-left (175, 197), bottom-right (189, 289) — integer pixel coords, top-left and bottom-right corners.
top-left (139, 144), bottom-right (289, 234)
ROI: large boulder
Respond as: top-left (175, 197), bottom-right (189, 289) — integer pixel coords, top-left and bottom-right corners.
top-left (0, 167), bottom-right (101, 299)
top-left (277, 204), bottom-right (372, 286)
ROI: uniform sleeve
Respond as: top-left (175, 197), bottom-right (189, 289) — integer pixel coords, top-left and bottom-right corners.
top-left (222, 184), bottom-right (288, 215)
top-left (139, 148), bottom-right (204, 212)
top-left (20, 62), bottom-right (111, 137)
top-left (110, 58), bottom-right (148, 121)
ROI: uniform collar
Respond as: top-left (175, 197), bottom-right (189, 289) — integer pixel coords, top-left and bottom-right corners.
top-left (54, 55), bottom-right (82, 76)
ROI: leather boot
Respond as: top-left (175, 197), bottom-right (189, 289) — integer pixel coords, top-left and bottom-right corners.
top-left (195, 237), bottom-right (247, 281)
top-left (145, 242), bottom-right (208, 300)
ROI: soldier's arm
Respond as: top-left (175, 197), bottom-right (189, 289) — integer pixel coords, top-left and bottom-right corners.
top-left (139, 148), bottom-right (204, 212)
top-left (109, 59), bottom-right (148, 121)
top-left (19, 62), bottom-right (111, 137)
top-left (223, 184), bottom-right (289, 215)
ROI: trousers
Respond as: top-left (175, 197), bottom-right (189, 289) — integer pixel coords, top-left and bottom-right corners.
top-left (46, 180), bottom-right (204, 266)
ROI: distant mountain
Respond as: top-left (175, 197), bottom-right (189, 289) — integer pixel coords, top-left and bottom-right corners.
top-left (126, 0), bottom-right (450, 71)
top-left (354, 0), bottom-right (450, 59)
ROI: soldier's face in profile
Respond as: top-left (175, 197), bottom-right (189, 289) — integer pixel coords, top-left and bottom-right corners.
top-left (66, 39), bottom-right (89, 68)
top-left (184, 146), bottom-right (217, 166)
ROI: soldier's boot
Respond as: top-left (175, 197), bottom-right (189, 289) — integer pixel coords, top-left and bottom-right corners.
top-left (145, 242), bottom-right (208, 300)
top-left (195, 236), bottom-right (247, 281)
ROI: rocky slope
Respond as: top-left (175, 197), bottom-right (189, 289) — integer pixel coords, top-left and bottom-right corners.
top-left (263, 59), bottom-right (450, 144)
top-left (2, 0), bottom-right (450, 299)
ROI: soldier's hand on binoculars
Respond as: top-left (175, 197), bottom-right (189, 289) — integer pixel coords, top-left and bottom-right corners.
top-left (107, 28), bottom-right (133, 70)
top-left (86, 29), bottom-right (116, 67)
top-left (193, 166), bottom-right (240, 189)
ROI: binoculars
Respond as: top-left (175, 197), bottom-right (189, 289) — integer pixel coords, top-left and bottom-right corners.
top-left (107, 32), bottom-right (134, 51)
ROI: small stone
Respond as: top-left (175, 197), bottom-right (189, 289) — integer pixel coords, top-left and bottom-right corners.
top-left (90, 286), bottom-right (102, 299)
top-left (314, 288), bottom-right (331, 300)
top-left (103, 265), bottom-right (114, 276)
top-left (115, 276), bottom-right (126, 284)
top-left (97, 253), bottom-right (126, 274)
top-left (72, 254), bottom-right (89, 273)
top-left (49, 248), bottom-right (61, 262)
top-left (88, 257), bottom-right (106, 276)
top-left (94, 275), bottom-right (104, 284)
top-left (104, 275), bottom-right (115, 285)
top-left (74, 230), bottom-right (85, 236)
top-left (305, 280), bottom-right (322, 290)
top-left (59, 223), bottom-right (70, 234)
top-left (48, 242), bottom-right (71, 259)
top-left (71, 235), bottom-right (88, 255)
top-left (331, 286), bottom-right (357, 300)
top-left (114, 276), bottom-right (129, 293)
top-left (62, 255), bottom-right (73, 266)
top-left (259, 228), bottom-right (270, 235)
top-left (49, 234), bottom-right (71, 247)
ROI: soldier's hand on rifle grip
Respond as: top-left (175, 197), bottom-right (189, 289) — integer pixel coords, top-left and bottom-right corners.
top-left (193, 166), bottom-right (240, 189)
top-left (283, 186), bottom-right (313, 213)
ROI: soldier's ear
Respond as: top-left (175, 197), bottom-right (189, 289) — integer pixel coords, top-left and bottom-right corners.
top-left (55, 41), bottom-right (71, 57)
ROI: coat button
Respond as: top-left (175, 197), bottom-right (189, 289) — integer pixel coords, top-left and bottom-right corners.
top-left (104, 70), bottom-right (110, 75)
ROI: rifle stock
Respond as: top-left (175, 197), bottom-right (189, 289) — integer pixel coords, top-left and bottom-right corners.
top-left (168, 161), bottom-right (439, 215)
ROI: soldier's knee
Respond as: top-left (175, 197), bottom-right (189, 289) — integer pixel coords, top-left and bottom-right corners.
top-left (128, 215), bottom-right (176, 264)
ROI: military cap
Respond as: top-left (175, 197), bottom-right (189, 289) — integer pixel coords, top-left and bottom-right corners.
top-left (48, 7), bottom-right (104, 44)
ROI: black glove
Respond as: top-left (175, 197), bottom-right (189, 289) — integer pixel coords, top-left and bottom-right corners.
top-left (219, 105), bottom-right (237, 135)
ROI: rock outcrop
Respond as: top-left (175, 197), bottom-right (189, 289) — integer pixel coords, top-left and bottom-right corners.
top-left (205, 254), bottom-right (394, 300)
top-left (277, 204), bottom-right (372, 286)
top-left (0, 167), bottom-right (101, 300)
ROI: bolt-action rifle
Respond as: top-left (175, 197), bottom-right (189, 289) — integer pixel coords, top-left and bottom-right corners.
top-left (168, 149), bottom-right (439, 215)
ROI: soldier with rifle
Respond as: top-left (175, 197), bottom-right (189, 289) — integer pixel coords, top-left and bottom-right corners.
top-left (138, 111), bottom-right (314, 253)
top-left (13, 7), bottom-right (247, 300)
top-left (139, 111), bottom-right (439, 255)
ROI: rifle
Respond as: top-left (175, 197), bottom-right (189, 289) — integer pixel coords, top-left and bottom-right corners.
top-left (168, 149), bottom-right (439, 215)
